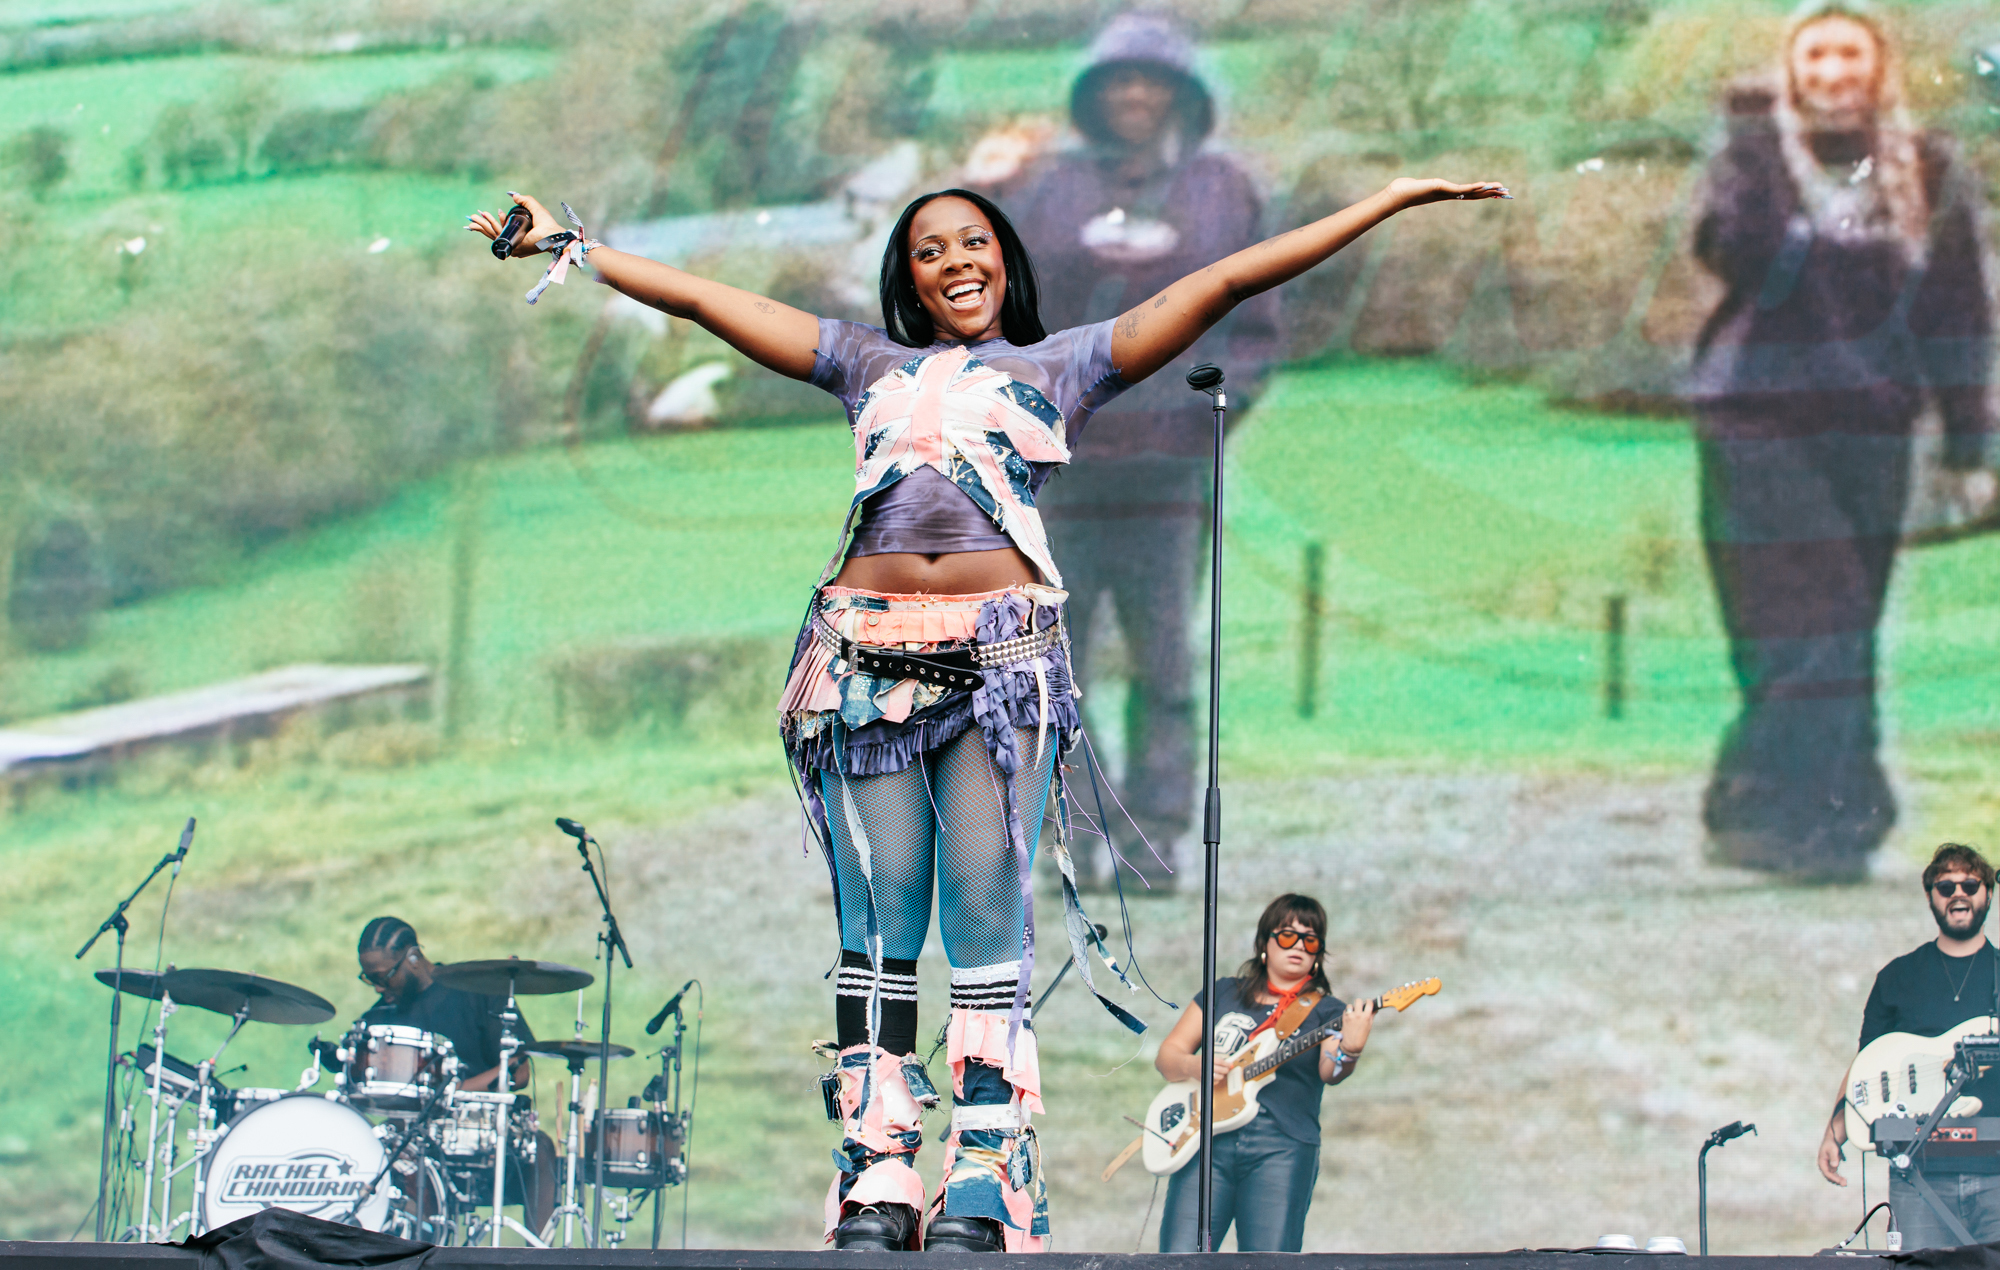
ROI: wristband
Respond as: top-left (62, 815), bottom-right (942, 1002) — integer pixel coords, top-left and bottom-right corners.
top-left (525, 202), bottom-right (596, 305)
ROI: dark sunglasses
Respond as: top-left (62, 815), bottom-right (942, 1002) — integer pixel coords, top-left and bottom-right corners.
top-left (357, 948), bottom-right (417, 987)
top-left (1269, 929), bottom-right (1321, 953)
top-left (1934, 879), bottom-right (1987, 898)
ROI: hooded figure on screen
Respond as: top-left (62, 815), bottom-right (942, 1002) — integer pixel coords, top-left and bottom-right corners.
top-left (1003, 13), bottom-right (1278, 893)
top-left (1690, 0), bottom-right (1994, 882)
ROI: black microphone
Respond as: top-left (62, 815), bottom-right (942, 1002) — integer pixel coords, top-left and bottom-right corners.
top-left (172, 817), bottom-right (195, 878)
top-left (555, 817), bottom-right (589, 841)
top-left (1186, 363), bottom-right (1225, 393)
top-left (646, 979), bottom-right (696, 1034)
top-left (492, 203), bottom-right (532, 260)
top-left (1709, 1120), bottom-right (1755, 1146)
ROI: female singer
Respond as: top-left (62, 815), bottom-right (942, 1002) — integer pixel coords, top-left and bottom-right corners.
top-left (472, 172), bottom-right (1503, 1251)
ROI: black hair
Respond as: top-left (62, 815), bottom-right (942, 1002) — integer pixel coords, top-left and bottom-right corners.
top-left (1234, 893), bottom-right (1332, 996)
top-left (357, 916), bottom-right (418, 955)
top-left (878, 189), bottom-right (1046, 349)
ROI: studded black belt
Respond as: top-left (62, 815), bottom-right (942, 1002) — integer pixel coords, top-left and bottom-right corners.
top-left (813, 612), bottom-right (1061, 689)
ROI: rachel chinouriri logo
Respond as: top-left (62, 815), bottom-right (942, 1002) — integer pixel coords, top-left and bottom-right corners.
top-left (218, 1151), bottom-right (372, 1213)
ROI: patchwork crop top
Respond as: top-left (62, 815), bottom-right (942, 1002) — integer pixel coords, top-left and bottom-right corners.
top-left (809, 318), bottom-right (1127, 581)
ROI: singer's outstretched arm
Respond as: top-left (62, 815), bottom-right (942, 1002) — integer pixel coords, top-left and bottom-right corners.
top-left (1108, 178), bottom-right (1507, 385)
top-left (469, 195), bottom-right (821, 381)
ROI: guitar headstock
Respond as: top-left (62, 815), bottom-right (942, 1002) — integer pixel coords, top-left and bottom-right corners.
top-left (1379, 978), bottom-right (1441, 1012)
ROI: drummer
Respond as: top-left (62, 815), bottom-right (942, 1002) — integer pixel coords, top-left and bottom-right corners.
top-left (356, 917), bottom-right (557, 1229)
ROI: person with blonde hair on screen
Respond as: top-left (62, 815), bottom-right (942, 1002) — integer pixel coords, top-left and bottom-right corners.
top-left (1692, 0), bottom-right (1993, 882)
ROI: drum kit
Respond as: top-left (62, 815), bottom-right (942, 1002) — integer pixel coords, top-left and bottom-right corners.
top-left (94, 956), bottom-right (690, 1249)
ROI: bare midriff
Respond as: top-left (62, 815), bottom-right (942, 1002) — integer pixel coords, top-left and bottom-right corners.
top-left (830, 545), bottom-right (1040, 596)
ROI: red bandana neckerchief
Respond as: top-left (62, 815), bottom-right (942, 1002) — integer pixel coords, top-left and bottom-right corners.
top-left (1239, 979), bottom-right (1309, 1049)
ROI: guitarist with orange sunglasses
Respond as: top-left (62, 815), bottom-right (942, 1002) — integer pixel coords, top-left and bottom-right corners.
top-left (1152, 894), bottom-right (1370, 1252)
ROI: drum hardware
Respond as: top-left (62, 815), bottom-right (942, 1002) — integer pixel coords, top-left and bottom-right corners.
top-left (639, 979), bottom-right (699, 1250)
top-left (97, 964), bottom-right (339, 1239)
top-left (523, 1038), bottom-right (634, 1247)
top-left (187, 999), bottom-right (254, 1228)
top-left (554, 816), bottom-right (635, 1250)
top-left (327, 1042), bottom-right (456, 1231)
top-left (77, 816), bottom-right (193, 1242)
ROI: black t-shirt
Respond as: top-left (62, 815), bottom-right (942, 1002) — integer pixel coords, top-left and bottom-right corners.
top-left (1191, 977), bottom-right (1345, 1146)
top-left (359, 979), bottom-right (533, 1076)
top-left (1859, 941), bottom-right (2000, 1172)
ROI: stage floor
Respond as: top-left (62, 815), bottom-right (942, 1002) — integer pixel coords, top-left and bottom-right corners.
top-left (0, 1246), bottom-right (1908, 1270)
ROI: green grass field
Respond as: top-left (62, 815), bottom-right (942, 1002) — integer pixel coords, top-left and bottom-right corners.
top-left (4, 356), bottom-right (1997, 1242)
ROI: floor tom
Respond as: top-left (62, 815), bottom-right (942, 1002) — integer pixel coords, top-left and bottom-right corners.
top-left (583, 1107), bottom-right (679, 1188)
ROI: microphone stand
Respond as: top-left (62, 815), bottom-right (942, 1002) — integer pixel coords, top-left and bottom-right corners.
top-left (1187, 365), bottom-right (1227, 1253)
top-left (1698, 1120), bottom-right (1755, 1255)
top-left (560, 819), bottom-right (632, 1248)
top-left (76, 817), bottom-right (193, 1242)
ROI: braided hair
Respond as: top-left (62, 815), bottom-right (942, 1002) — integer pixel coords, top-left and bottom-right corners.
top-left (357, 916), bottom-right (418, 955)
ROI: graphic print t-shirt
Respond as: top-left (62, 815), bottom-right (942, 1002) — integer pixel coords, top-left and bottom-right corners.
top-left (1192, 977), bottom-right (1345, 1146)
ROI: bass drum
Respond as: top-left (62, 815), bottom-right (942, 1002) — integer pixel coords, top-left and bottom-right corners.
top-left (202, 1094), bottom-right (393, 1233)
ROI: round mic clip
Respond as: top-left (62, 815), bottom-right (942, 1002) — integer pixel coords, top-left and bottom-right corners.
top-left (1186, 363), bottom-right (1225, 393)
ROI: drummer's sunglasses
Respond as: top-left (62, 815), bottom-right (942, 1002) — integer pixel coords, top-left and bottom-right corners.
top-left (358, 947), bottom-right (418, 987)
top-left (1268, 929), bottom-right (1321, 953)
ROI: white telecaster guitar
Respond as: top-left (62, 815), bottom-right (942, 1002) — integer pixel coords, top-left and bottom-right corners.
top-left (1843, 1017), bottom-right (1999, 1148)
top-left (1139, 978), bottom-right (1440, 1177)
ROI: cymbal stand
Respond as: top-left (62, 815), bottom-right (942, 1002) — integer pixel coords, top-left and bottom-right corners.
top-left (545, 1052), bottom-right (596, 1248)
top-left (137, 991), bottom-right (178, 1241)
top-left (188, 1002), bottom-right (251, 1236)
top-left (488, 972), bottom-right (522, 1249)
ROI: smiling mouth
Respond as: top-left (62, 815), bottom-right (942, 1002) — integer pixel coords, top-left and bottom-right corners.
top-left (944, 279), bottom-right (986, 310)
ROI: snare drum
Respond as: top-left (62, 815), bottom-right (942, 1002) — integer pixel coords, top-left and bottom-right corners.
top-left (583, 1107), bottom-right (679, 1188)
top-left (338, 1025), bottom-right (458, 1112)
top-left (432, 1093), bottom-right (538, 1164)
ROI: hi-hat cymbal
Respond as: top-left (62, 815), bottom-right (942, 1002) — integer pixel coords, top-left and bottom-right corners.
top-left (522, 1039), bottom-right (635, 1063)
top-left (432, 958), bottom-right (594, 996)
top-left (94, 967), bottom-right (335, 1026)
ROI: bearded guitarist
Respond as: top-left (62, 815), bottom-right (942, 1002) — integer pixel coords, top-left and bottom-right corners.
top-left (1152, 894), bottom-right (1370, 1253)
top-left (1821, 843), bottom-right (2000, 1248)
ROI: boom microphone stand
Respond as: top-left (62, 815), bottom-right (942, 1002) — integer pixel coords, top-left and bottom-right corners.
top-left (556, 817), bottom-right (632, 1248)
top-left (1187, 364), bottom-right (1227, 1253)
top-left (77, 816), bottom-right (193, 1242)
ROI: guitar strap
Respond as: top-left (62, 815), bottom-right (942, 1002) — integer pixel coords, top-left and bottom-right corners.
top-left (1240, 990), bottom-right (1325, 1057)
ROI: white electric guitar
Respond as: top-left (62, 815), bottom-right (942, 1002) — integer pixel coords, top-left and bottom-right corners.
top-left (1843, 1017), bottom-right (1999, 1148)
top-left (1138, 978), bottom-right (1440, 1177)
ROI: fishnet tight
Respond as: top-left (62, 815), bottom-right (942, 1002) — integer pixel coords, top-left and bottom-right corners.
top-left (821, 727), bottom-right (1054, 969)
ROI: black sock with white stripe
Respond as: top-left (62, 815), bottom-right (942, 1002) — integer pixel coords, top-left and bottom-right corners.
top-left (836, 950), bottom-right (919, 1055)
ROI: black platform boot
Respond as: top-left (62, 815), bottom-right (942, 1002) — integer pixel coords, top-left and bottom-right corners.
top-left (834, 1203), bottom-right (918, 1251)
top-left (924, 1214), bottom-right (1005, 1252)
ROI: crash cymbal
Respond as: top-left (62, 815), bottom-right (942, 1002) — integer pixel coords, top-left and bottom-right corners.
top-left (95, 967), bottom-right (335, 1026)
top-left (522, 1039), bottom-right (635, 1063)
top-left (432, 958), bottom-right (594, 997)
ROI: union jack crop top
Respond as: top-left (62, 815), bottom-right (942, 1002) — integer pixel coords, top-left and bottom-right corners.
top-left (809, 319), bottom-right (1128, 573)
